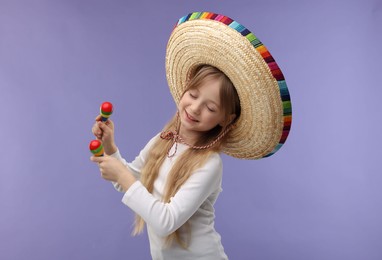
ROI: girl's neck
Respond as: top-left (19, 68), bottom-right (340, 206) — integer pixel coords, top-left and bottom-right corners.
top-left (178, 126), bottom-right (201, 146)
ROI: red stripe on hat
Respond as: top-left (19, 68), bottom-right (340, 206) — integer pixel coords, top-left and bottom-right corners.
top-left (280, 130), bottom-right (290, 143)
top-left (220, 16), bottom-right (233, 25)
top-left (271, 68), bottom-right (285, 81)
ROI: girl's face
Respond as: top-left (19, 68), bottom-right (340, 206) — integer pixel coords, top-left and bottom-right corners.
top-left (178, 78), bottom-right (226, 141)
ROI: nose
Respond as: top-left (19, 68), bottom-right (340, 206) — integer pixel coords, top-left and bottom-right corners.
top-left (190, 100), bottom-right (202, 115)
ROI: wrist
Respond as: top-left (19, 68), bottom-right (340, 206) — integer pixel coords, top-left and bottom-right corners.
top-left (117, 169), bottom-right (136, 192)
top-left (104, 143), bottom-right (118, 155)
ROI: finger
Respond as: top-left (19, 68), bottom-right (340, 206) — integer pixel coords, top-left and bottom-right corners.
top-left (92, 124), bottom-right (103, 135)
top-left (92, 129), bottom-right (103, 140)
top-left (90, 156), bottom-right (104, 163)
top-left (97, 121), bottom-right (105, 128)
top-left (98, 122), bottom-right (111, 132)
top-left (95, 115), bottom-right (102, 121)
top-left (104, 119), bottom-right (114, 126)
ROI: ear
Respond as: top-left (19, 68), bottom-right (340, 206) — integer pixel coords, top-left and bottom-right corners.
top-left (219, 114), bottom-right (237, 127)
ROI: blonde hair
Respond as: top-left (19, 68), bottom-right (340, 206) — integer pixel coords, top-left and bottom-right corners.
top-left (132, 65), bottom-right (241, 248)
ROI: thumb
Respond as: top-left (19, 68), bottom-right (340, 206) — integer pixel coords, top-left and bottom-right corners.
top-left (90, 156), bottom-right (105, 163)
top-left (99, 119), bottom-right (114, 127)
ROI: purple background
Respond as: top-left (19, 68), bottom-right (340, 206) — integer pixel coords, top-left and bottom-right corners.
top-left (1, 0), bottom-right (381, 259)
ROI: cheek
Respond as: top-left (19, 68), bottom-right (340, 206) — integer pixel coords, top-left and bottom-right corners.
top-left (178, 97), bottom-right (186, 108)
top-left (208, 113), bottom-right (225, 125)
top-left (204, 113), bottom-right (220, 124)
top-left (179, 96), bottom-right (190, 108)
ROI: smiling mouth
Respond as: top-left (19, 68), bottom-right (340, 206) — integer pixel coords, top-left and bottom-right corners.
top-left (185, 110), bottom-right (199, 122)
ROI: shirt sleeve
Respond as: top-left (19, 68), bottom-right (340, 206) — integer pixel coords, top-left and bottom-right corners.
top-left (109, 134), bottom-right (160, 192)
top-left (121, 153), bottom-right (223, 237)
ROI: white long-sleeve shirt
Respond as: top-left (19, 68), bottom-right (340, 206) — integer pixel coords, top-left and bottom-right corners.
top-left (111, 134), bottom-right (228, 260)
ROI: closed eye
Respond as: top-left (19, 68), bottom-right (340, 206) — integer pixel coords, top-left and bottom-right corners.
top-left (189, 92), bottom-right (197, 99)
top-left (207, 106), bottom-right (216, 112)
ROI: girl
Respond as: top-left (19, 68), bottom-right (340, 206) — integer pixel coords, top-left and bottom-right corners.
top-left (92, 65), bottom-right (239, 259)
top-left (90, 12), bottom-right (291, 260)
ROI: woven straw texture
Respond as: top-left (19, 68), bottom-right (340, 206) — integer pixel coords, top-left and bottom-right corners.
top-left (165, 12), bottom-right (292, 159)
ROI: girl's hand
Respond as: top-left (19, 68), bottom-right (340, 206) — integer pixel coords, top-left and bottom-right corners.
top-left (90, 156), bottom-right (136, 192)
top-left (91, 115), bottom-right (117, 155)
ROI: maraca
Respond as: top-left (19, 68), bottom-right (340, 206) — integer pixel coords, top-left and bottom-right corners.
top-left (89, 140), bottom-right (104, 157)
top-left (100, 102), bottom-right (113, 122)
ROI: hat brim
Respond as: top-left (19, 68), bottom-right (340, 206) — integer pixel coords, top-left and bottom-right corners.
top-left (165, 12), bottom-right (292, 159)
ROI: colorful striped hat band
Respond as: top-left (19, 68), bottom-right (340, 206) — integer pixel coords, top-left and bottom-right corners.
top-left (165, 12), bottom-right (292, 159)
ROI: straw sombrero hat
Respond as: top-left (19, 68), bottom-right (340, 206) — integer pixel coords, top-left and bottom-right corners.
top-left (165, 12), bottom-right (292, 159)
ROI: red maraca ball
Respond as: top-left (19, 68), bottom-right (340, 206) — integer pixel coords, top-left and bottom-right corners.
top-left (89, 140), bottom-right (102, 151)
top-left (100, 102), bottom-right (113, 122)
top-left (100, 102), bottom-right (113, 114)
top-left (89, 140), bottom-right (104, 156)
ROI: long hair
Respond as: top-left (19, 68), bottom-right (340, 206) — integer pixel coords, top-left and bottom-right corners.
top-left (132, 65), bottom-right (241, 248)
